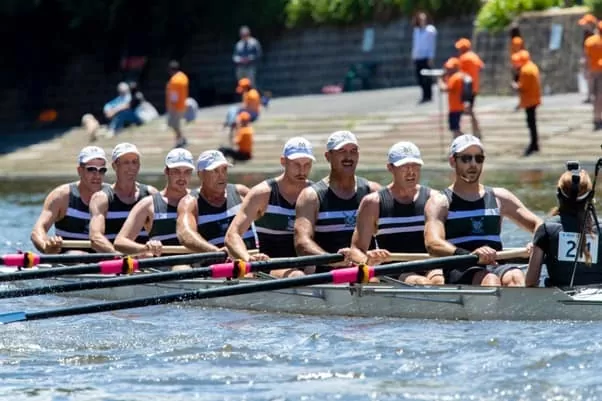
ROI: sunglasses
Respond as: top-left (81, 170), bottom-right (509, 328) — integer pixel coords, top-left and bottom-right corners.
top-left (455, 154), bottom-right (485, 164)
top-left (85, 166), bottom-right (108, 174)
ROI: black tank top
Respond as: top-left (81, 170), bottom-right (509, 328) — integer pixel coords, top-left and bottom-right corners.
top-left (102, 184), bottom-right (150, 242)
top-left (196, 184), bottom-right (256, 249)
top-left (442, 186), bottom-right (503, 251)
top-left (312, 177), bottom-right (373, 253)
top-left (148, 192), bottom-right (180, 246)
top-left (254, 178), bottom-right (311, 257)
top-left (375, 186), bottom-right (431, 253)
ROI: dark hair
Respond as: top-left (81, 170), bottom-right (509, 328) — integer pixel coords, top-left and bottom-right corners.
top-left (413, 11), bottom-right (431, 27)
top-left (509, 22), bottom-right (521, 39)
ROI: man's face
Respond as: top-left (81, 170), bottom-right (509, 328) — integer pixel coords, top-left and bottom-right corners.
top-left (200, 165), bottom-right (228, 193)
top-left (388, 163), bottom-right (422, 189)
top-left (77, 158), bottom-right (107, 192)
top-left (166, 167), bottom-right (192, 192)
top-left (325, 143), bottom-right (359, 176)
top-left (113, 153), bottom-right (140, 183)
top-left (450, 145), bottom-right (485, 184)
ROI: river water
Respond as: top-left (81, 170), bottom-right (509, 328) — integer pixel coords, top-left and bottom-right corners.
top-left (1, 171), bottom-right (601, 401)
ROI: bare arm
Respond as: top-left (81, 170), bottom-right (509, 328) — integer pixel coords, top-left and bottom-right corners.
top-left (146, 184), bottom-right (159, 195)
top-left (225, 183), bottom-right (270, 261)
top-left (235, 184), bottom-right (250, 198)
top-left (114, 196), bottom-right (153, 255)
top-left (350, 193), bottom-right (380, 263)
top-left (368, 180), bottom-right (382, 193)
top-left (424, 191), bottom-right (456, 256)
top-left (294, 187), bottom-right (326, 256)
top-left (525, 245), bottom-right (544, 287)
top-left (176, 195), bottom-right (221, 252)
top-left (30, 185), bottom-right (69, 253)
top-left (89, 191), bottom-right (115, 253)
top-left (495, 187), bottom-right (543, 234)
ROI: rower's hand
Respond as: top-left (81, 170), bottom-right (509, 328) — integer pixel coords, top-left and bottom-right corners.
top-left (525, 242), bottom-right (534, 254)
top-left (144, 240), bottom-right (163, 257)
top-left (43, 235), bottom-right (63, 254)
top-left (334, 248), bottom-right (354, 267)
top-left (365, 249), bottom-right (390, 266)
top-left (472, 246), bottom-right (498, 266)
top-left (249, 253), bottom-right (270, 262)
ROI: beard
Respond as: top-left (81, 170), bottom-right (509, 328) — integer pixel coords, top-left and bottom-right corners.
top-left (458, 168), bottom-right (481, 183)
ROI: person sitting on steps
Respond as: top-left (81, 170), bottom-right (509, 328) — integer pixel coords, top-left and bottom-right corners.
top-left (219, 111), bottom-right (253, 163)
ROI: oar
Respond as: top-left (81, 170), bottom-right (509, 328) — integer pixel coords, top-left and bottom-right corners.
top-left (0, 254), bottom-right (344, 299)
top-left (0, 252), bottom-right (227, 283)
top-left (61, 240), bottom-right (258, 256)
top-left (388, 247), bottom-right (529, 262)
top-left (1, 252), bottom-right (121, 268)
top-left (0, 254), bottom-right (477, 324)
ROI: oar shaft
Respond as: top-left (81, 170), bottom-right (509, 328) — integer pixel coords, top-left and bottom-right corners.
top-left (61, 240), bottom-right (258, 256)
top-left (0, 252), bottom-right (227, 282)
top-left (388, 248), bottom-right (528, 262)
top-left (8, 254), bottom-right (477, 323)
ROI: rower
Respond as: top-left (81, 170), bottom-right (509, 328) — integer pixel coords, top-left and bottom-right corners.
top-left (177, 150), bottom-right (256, 252)
top-left (89, 143), bottom-right (158, 253)
top-left (225, 137), bottom-right (315, 277)
top-left (424, 134), bottom-right (542, 286)
top-left (526, 163), bottom-right (602, 287)
top-left (294, 131), bottom-right (381, 269)
top-left (31, 146), bottom-right (109, 254)
top-left (350, 141), bottom-right (443, 284)
top-left (114, 149), bottom-right (195, 256)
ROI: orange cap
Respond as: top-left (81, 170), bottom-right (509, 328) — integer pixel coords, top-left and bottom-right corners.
top-left (511, 50), bottom-right (530, 68)
top-left (444, 57), bottom-right (460, 69)
top-left (454, 38), bottom-right (471, 51)
top-left (236, 78), bottom-right (252, 93)
top-left (579, 14), bottom-right (597, 26)
top-left (237, 111), bottom-right (251, 123)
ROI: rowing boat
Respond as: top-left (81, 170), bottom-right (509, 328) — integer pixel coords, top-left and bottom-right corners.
top-left (3, 266), bottom-right (602, 321)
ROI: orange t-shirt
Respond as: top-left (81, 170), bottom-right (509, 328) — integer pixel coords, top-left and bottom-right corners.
top-left (166, 71), bottom-right (189, 112)
top-left (235, 126), bottom-right (254, 155)
top-left (243, 89), bottom-right (261, 114)
top-left (459, 51), bottom-right (484, 93)
top-left (447, 72), bottom-right (465, 113)
top-left (518, 61), bottom-right (541, 109)
top-left (584, 34), bottom-right (602, 72)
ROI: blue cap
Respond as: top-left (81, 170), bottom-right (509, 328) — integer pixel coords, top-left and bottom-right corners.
top-left (165, 148), bottom-right (195, 169)
top-left (387, 141), bottom-right (423, 166)
top-left (78, 146), bottom-right (107, 164)
top-left (197, 150), bottom-right (233, 171)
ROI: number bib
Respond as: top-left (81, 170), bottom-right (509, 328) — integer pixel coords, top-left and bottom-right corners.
top-left (557, 232), bottom-right (599, 264)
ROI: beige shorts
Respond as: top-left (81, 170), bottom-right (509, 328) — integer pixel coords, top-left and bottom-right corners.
top-left (167, 111), bottom-right (184, 131)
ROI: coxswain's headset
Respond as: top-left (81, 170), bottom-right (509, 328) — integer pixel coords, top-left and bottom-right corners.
top-left (557, 161), bottom-right (591, 205)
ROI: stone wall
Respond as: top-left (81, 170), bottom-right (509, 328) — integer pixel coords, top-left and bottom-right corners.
top-left (474, 7), bottom-right (588, 96)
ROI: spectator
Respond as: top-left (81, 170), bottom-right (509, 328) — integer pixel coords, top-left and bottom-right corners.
top-left (103, 82), bottom-right (142, 138)
top-left (233, 25), bottom-right (262, 86)
top-left (166, 60), bottom-right (189, 148)
top-left (438, 57), bottom-right (466, 138)
top-left (129, 81), bottom-right (159, 124)
top-left (456, 38), bottom-right (484, 138)
top-left (411, 12), bottom-right (437, 104)
top-left (579, 14), bottom-right (598, 104)
top-left (511, 50), bottom-right (541, 157)
top-left (219, 112), bottom-right (253, 163)
top-left (224, 78), bottom-right (262, 142)
top-left (584, 21), bottom-right (602, 130)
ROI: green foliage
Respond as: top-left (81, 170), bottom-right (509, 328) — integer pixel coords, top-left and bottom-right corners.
top-left (285, 0), bottom-right (483, 28)
top-left (584, 0), bottom-right (602, 18)
top-left (476, 0), bottom-right (563, 32)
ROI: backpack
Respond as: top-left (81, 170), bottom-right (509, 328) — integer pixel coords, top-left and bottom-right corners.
top-left (461, 74), bottom-right (474, 103)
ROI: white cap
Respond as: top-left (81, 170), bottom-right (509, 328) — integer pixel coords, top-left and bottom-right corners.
top-left (117, 82), bottom-right (130, 94)
top-left (197, 150), bottom-right (233, 171)
top-left (449, 134), bottom-right (485, 156)
top-left (165, 149), bottom-right (195, 169)
top-left (283, 137), bottom-right (316, 161)
top-left (112, 143), bottom-right (140, 162)
top-left (326, 130), bottom-right (359, 151)
top-left (387, 141), bottom-right (424, 167)
top-left (78, 146), bottom-right (107, 164)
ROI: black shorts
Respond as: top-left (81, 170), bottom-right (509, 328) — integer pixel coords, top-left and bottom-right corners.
top-left (445, 264), bottom-right (522, 285)
top-left (448, 111), bottom-right (462, 131)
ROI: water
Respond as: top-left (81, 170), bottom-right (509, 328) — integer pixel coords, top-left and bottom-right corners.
top-left (1, 171), bottom-right (601, 401)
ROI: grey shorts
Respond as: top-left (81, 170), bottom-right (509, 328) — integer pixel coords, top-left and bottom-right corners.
top-left (445, 264), bottom-right (521, 285)
top-left (167, 111), bottom-right (184, 131)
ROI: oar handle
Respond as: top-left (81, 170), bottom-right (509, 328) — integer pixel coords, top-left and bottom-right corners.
top-left (388, 248), bottom-right (529, 262)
